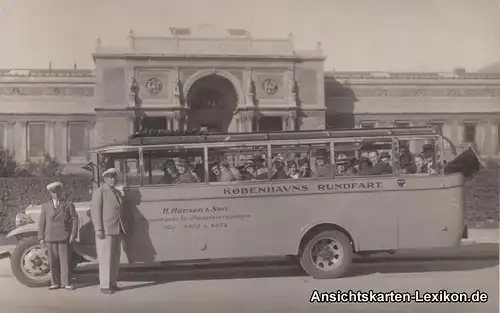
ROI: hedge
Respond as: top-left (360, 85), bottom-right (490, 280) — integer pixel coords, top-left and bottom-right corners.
top-left (0, 169), bottom-right (498, 233)
top-left (0, 177), bottom-right (93, 233)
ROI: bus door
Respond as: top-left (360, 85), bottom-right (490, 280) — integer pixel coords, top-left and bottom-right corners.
top-left (394, 136), bottom-right (452, 248)
top-left (333, 138), bottom-right (398, 251)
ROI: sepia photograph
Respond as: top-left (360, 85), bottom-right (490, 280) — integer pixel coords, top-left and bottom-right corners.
top-left (0, 0), bottom-right (499, 312)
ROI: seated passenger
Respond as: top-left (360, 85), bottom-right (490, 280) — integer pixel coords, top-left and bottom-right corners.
top-left (287, 160), bottom-right (300, 179)
top-left (357, 157), bottom-right (373, 175)
top-left (159, 159), bottom-right (179, 184)
top-left (372, 151), bottom-right (393, 175)
top-left (252, 154), bottom-right (269, 180)
top-left (271, 155), bottom-right (289, 180)
top-left (173, 159), bottom-right (200, 184)
top-left (298, 158), bottom-right (312, 178)
top-left (314, 156), bottom-right (331, 178)
top-left (413, 154), bottom-right (427, 173)
top-left (242, 161), bottom-right (258, 181)
top-left (212, 161), bottom-right (237, 182)
top-left (399, 144), bottom-right (415, 174)
top-left (422, 144), bottom-right (440, 174)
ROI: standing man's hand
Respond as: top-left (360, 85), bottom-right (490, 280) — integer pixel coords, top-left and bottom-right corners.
top-left (96, 231), bottom-right (105, 240)
top-left (69, 236), bottom-right (76, 243)
top-left (39, 239), bottom-right (45, 246)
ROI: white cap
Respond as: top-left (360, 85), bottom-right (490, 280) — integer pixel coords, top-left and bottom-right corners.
top-left (46, 182), bottom-right (63, 191)
top-left (102, 168), bottom-right (118, 177)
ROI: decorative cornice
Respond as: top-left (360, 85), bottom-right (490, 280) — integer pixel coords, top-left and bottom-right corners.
top-left (328, 87), bottom-right (500, 98)
top-left (0, 86), bottom-right (94, 97)
top-left (325, 71), bottom-right (500, 80)
top-left (0, 69), bottom-right (94, 77)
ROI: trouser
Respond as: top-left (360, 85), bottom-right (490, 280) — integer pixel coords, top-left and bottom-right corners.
top-left (95, 234), bottom-right (122, 289)
top-left (47, 241), bottom-right (71, 286)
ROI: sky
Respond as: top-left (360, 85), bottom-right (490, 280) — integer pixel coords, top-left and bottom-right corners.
top-left (0, 0), bottom-right (499, 72)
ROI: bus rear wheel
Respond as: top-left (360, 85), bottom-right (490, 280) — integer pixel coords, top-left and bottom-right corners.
top-left (300, 230), bottom-right (353, 279)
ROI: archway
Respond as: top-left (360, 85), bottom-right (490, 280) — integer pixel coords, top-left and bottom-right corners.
top-left (186, 74), bottom-right (238, 133)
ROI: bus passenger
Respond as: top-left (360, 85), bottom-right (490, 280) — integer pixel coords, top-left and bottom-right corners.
top-left (173, 159), bottom-right (200, 184)
top-left (298, 158), bottom-right (312, 178)
top-left (422, 144), bottom-right (439, 174)
top-left (271, 155), bottom-right (289, 180)
top-left (287, 160), bottom-right (300, 179)
top-left (252, 154), bottom-right (269, 180)
top-left (160, 160), bottom-right (178, 184)
top-left (413, 154), bottom-right (426, 173)
top-left (373, 151), bottom-right (393, 175)
top-left (211, 161), bottom-right (236, 182)
top-left (399, 144), bottom-right (414, 174)
top-left (242, 161), bottom-right (258, 180)
top-left (315, 156), bottom-right (330, 178)
top-left (357, 157), bottom-right (372, 175)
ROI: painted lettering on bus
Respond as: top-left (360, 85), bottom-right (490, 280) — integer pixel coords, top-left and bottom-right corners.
top-left (317, 181), bottom-right (383, 191)
top-left (223, 185), bottom-right (309, 195)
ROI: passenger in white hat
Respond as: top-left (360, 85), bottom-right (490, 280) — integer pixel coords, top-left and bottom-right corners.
top-left (91, 167), bottom-right (126, 294)
top-left (38, 182), bottom-right (78, 290)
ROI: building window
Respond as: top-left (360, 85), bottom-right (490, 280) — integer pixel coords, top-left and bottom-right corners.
top-left (497, 123), bottom-right (500, 153)
top-left (430, 122), bottom-right (444, 135)
top-left (27, 123), bottom-right (48, 158)
top-left (0, 123), bottom-right (6, 150)
top-left (68, 122), bottom-right (89, 160)
top-left (360, 122), bottom-right (376, 128)
top-left (258, 116), bottom-right (282, 132)
top-left (395, 122), bottom-right (411, 128)
top-left (142, 117), bottom-right (167, 131)
top-left (464, 123), bottom-right (476, 143)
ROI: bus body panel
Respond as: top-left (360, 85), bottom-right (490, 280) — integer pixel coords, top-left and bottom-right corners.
top-left (115, 174), bottom-right (464, 264)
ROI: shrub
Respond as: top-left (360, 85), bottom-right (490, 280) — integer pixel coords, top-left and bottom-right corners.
top-left (0, 177), bottom-right (92, 233)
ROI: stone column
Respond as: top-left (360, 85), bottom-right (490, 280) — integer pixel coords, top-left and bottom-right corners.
top-left (246, 116), bottom-right (253, 132)
top-left (14, 121), bottom-right (27, 163)
top-left (6, 121), bottom-right (15, 153)
top-left (48, 121), bottom-right (56, 159)
top-left (59, 121), bottom-right (68, 163)
top-left (166, 117), bottom-right (172, 131)
top-left (281, 116), bottom-right (287, 131)
top-left (288, 115), bottom-right (295, 131)
top-left (243, 68), bottom-right (254, 106)
top-left (172, 114), bottom-right (179, 130)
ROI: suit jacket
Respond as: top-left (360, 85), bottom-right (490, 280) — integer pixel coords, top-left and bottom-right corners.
top-left (38, 199), bottom-right (78, 242)
top-left (91, 184), bottom-right (126, 236)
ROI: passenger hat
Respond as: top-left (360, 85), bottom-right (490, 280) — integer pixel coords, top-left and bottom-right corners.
top-left (272, 155), bottom-right (285, 164)
top-left (46, 182), bottom-right (63, 191)
top-left (358, 156), bottom-right (371, 164)
top-left (423, 144), bottom-right (434, 152)
top-left (297, 157), bottom-right (308, 166)
top-left (380, 151), bottom-right (391, 159)
top-left (177, 158), bottom-right (190, 166)
top-left (102, 168), bottom-right (118, 177)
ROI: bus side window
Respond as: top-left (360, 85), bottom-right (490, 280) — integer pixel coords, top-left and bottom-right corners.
top-left (270, 143), bottom-right (330, 180)
top-left (143, 148), bottom-right (205, 185)
top-left (207, 145), bottom-right (268, 183)
top-left (399, 138), bottom-right (440, 175)
top-left (334, 139), bottom-right (393, 177)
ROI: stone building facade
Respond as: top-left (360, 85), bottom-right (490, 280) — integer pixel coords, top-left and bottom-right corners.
top-left (0, 27), bottom-right (499, 172)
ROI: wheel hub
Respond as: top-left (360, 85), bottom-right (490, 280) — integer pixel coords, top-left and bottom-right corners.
top-left (310, 237), bottom-right (343, 271)
top-left (22, 246), bottom-right (50, 278)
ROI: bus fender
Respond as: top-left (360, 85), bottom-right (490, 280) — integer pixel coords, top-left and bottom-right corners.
top-left (6, 224), bottom-right (39, 240)
top-left (297, 221), bottom-right (357, 255)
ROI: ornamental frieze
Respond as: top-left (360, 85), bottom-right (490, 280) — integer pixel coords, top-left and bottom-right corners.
top-left (329, 87), bottom-right (500, 98)
top-left (0, 86), bottom-right (94, 97)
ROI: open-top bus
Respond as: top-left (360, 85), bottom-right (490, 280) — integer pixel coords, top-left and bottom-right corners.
top-left (7, 126), bottom-right (479, 287)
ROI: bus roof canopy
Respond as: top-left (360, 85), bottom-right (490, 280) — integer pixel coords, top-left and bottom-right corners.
top-left (91, 127), bottom-right (439, 154)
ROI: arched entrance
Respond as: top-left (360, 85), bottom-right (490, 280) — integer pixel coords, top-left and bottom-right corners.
top-left (186, 74), bottom-right (238, 133)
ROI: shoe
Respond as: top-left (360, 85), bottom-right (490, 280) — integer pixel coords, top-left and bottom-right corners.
top-left (64, 285), bottom-right (76, 290)
top-left (48, 285), bottom-right (60, 290)
top-left (110, 285), bottom-right (122, 291)
top-left (100, 288), bottom-right (114, 295)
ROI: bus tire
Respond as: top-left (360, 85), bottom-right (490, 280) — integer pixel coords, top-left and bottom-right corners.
top-left (300, 230), bottom-right (353, 279)
top-left (10, 237), bottom-right (51, 288)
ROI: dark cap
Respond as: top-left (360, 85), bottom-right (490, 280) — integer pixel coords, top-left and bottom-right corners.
top-left (380, 151), bottom-right (391, 159)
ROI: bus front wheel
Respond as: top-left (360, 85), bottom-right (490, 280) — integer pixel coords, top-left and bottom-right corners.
top-left (300, 230), bottom-right (353, 279)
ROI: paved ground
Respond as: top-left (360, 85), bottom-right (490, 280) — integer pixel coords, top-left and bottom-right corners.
top-left (0, 240), bottom-right (498, 313)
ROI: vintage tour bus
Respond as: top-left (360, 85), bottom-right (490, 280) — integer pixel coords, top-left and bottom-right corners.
top-left (6, 126), bottom-right (480, 287)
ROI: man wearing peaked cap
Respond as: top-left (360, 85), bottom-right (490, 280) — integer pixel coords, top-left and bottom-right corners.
top-left (38, 182), bottom-right (78, 290)
top-left (91, 167), bottom-right (126, 294)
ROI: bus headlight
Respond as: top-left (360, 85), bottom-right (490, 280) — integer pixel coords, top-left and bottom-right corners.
top-left (15, 212), bottom-right (34, 228)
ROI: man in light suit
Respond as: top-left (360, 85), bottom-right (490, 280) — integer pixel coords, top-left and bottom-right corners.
top-left (91, 168), bottom-right (126, 294)
top-left (38, 182), bottom-right (78, 290)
